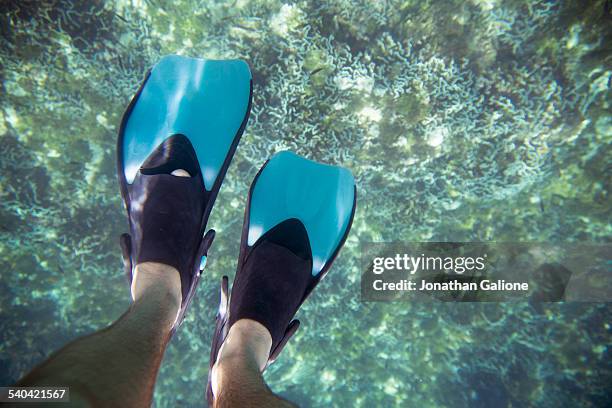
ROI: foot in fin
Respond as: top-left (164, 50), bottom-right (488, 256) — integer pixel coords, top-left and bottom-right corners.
top-left (206, 151), bottom-right (356, 405)
top-left (117, 55), bottom-right (252, 334)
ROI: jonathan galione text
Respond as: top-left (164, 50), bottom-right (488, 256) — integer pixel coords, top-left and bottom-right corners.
top-left (372, 279), bottom-right (529, 292)
top-left (371, 254), bottom-right (529, 292)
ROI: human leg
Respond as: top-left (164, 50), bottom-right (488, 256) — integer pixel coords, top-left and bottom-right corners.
top-left (17, 262), bottom-right (181, 407)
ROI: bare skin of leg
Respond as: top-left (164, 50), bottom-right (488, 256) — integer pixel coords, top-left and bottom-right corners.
top-left (211, 319), bottom-right (297, 408)
top-left (17, 262), bottom-right (181, 407)
top-left (16, 169), bottom-right (192, 407)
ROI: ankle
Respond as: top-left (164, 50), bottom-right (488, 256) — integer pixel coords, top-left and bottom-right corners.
top-left (131, 262), bottom-right (182, 328)
top-left (217, 319), bottom-right (272, 368)
top-left (211, 319), bottom-right (272, 396)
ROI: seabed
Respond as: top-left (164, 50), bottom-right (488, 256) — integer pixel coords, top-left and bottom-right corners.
top-left (1, 1), bottom-right (610, 407)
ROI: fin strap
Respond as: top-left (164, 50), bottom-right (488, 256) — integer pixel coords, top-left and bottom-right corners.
top-left (120, 233), bottom-right (133, 284)
top-left (268, 319), bottom-right (300, 365)
top-left (198, 230), bottom-right (217, 274)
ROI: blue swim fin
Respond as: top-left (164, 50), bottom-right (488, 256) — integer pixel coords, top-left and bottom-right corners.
top-left (206, 152), bottom-right (356, 404)
top-left (117, 55), bottom-right (252, 332)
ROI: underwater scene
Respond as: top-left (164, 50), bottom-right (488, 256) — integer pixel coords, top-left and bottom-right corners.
top-left (1, 0), bottom-right (610, 407)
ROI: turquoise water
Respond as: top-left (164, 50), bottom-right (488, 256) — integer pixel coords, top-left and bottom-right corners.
top-left (1, 1), bottom-right (610, 406)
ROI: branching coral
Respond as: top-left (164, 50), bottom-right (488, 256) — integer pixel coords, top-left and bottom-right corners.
top-left (0, 0), bottom-right (610, 406)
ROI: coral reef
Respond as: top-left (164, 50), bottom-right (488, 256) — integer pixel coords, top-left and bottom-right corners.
top-left (1, 0), bottom-right (610, 406)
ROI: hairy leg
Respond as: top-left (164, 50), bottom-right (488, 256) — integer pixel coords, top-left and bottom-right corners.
top-left (17, 262), bottom-right (181, 407)
top-left (211, 319), bottom-right (296, 408)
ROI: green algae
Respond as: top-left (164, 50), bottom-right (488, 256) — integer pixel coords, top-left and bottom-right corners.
top-left (1, 0), bottom-right (611, 407)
